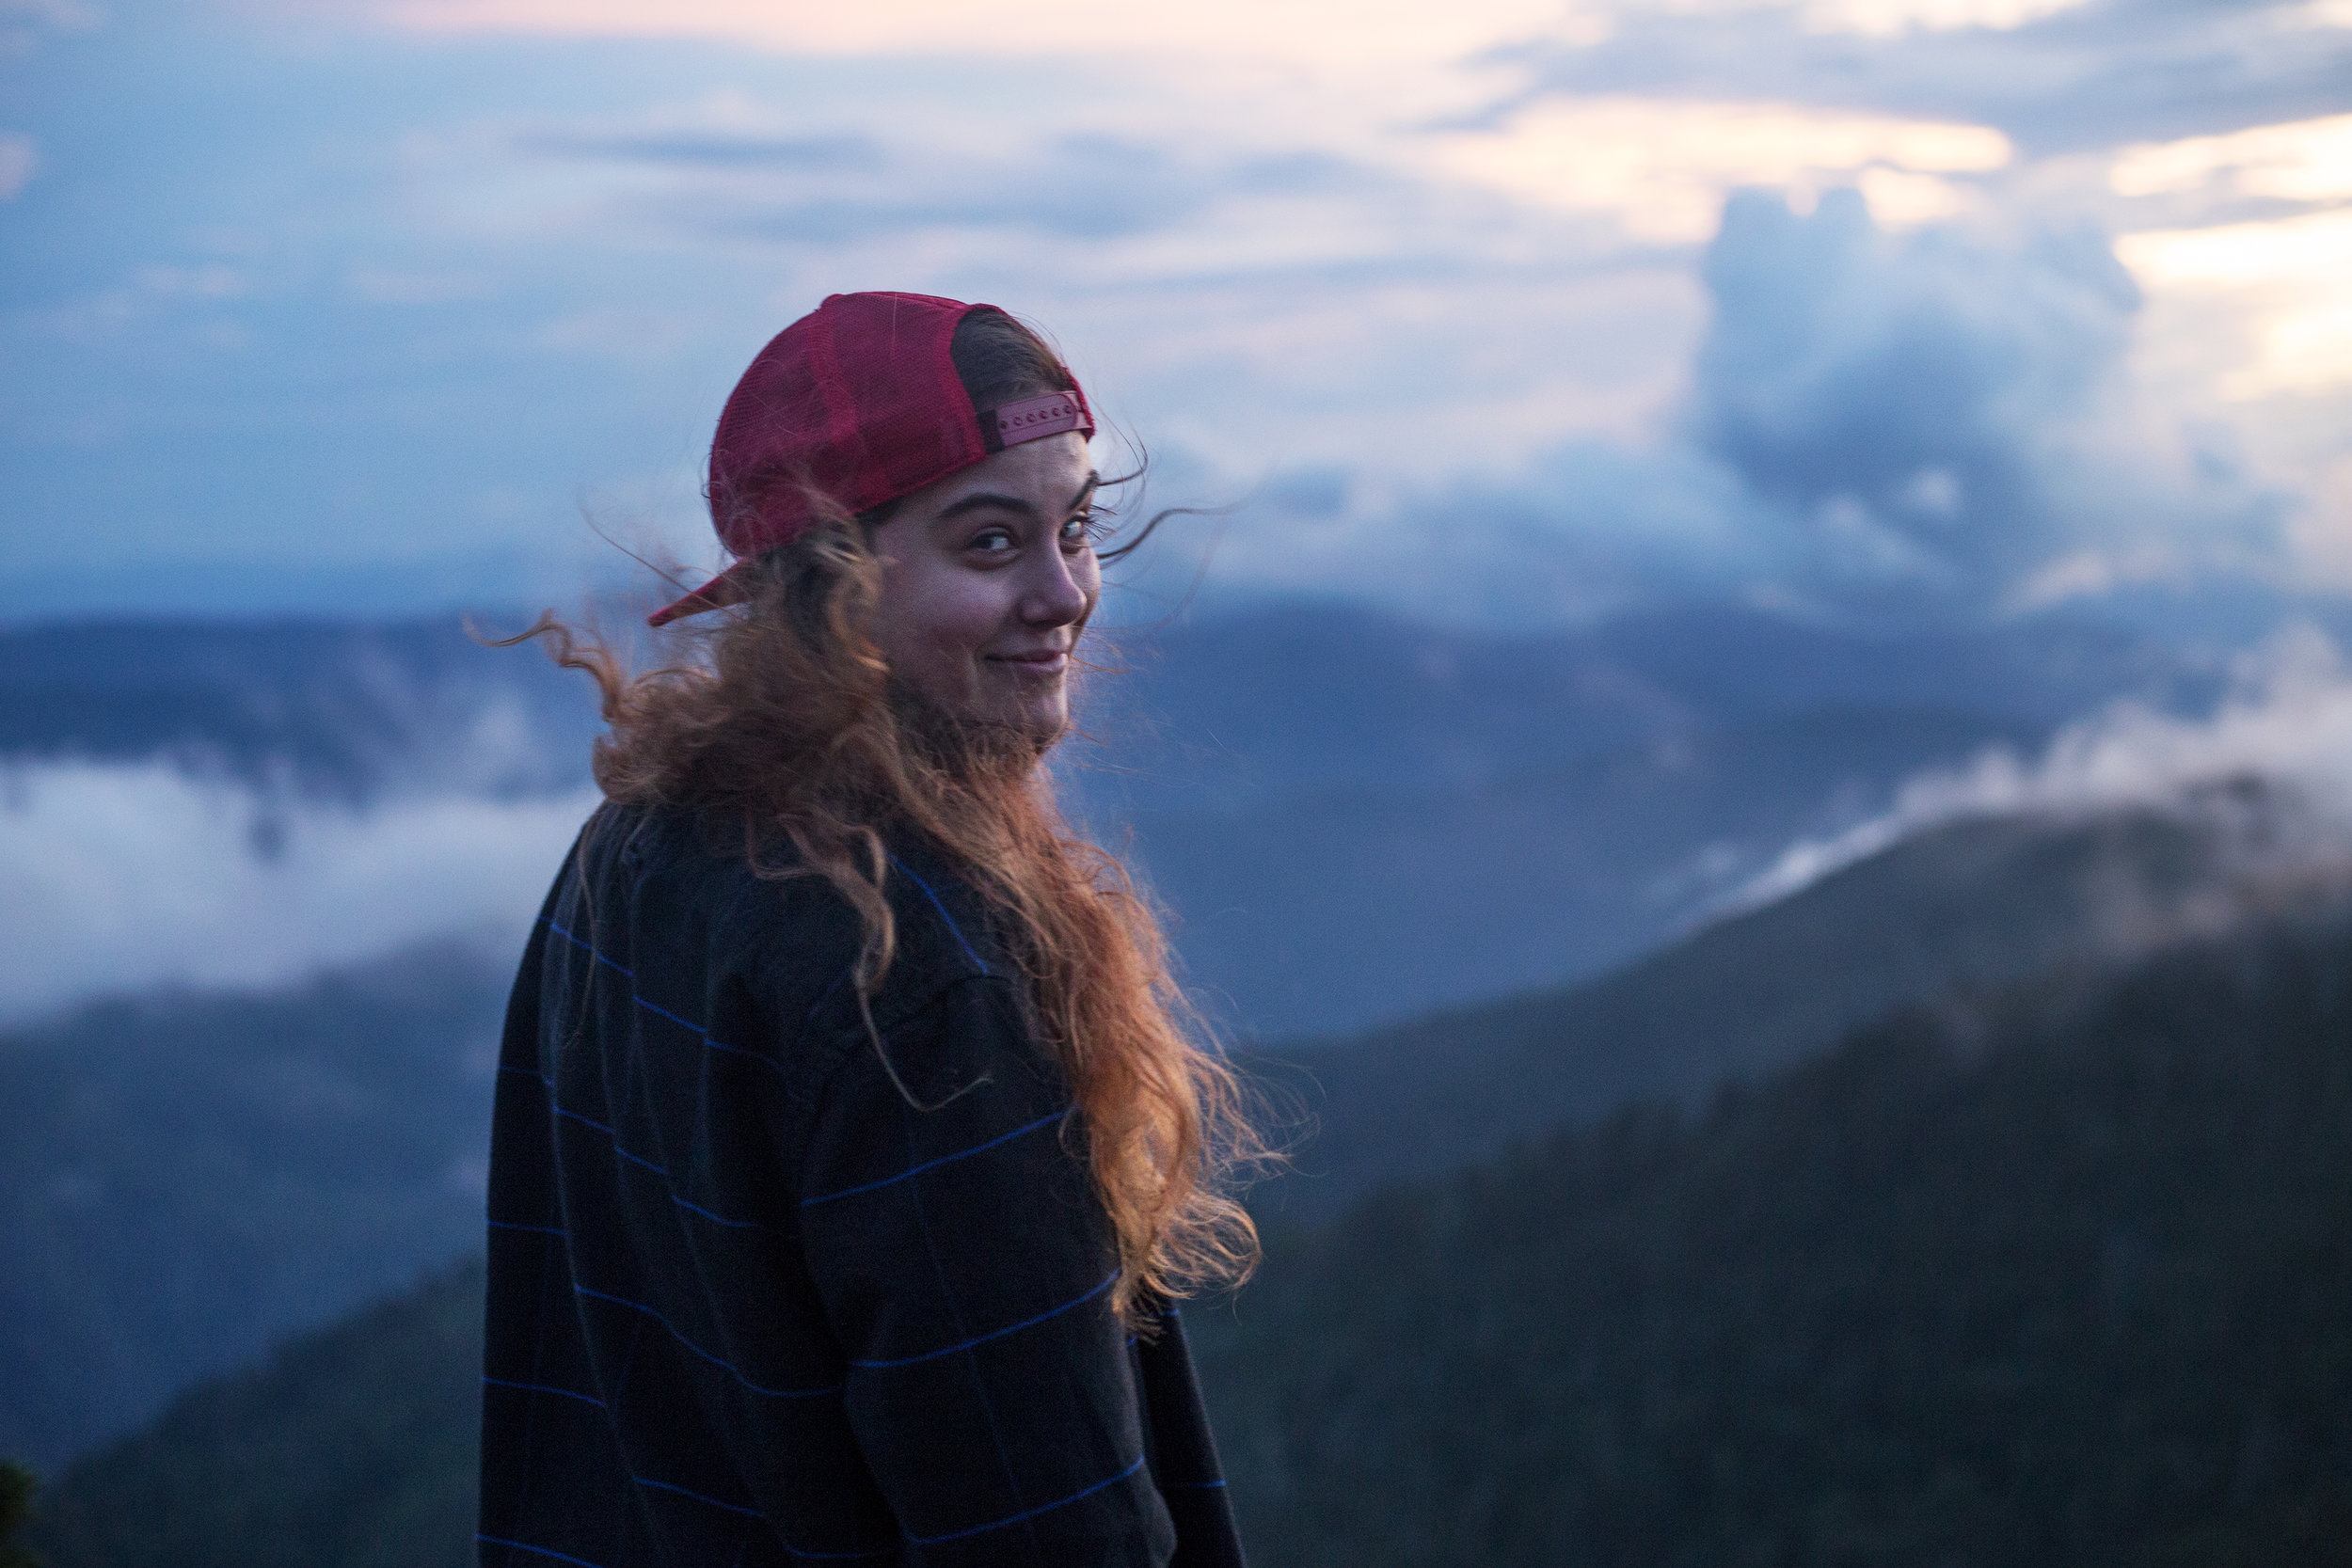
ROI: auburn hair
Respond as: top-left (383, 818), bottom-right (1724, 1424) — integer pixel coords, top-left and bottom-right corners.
top-left (504, 311), bottom-right (1262, 1323)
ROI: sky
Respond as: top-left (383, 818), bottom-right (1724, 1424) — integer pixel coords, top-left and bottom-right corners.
top-left (1, 0), bottom-right (2348, 629)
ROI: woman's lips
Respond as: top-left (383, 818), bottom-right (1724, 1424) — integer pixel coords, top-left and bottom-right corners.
top-left (989, 649), bottom-right (1069, 675)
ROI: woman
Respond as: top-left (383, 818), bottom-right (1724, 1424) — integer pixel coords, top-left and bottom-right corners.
top-left (479, 293), bottom-right (1261, 1567)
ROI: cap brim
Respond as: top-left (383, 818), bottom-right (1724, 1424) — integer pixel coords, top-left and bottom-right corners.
top-left (647, 562), bottom-right (756, 627)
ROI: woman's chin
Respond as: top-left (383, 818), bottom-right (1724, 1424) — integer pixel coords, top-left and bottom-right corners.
top-left (1005, 695), bottom-right (1072, 751)
top-left (921, 689), bottom-right (1071, 762)
top-left (973, 672), bottom-right (1070, 745)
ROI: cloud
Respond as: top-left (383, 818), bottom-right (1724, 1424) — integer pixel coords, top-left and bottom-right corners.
top-left (509, 98), bottom-right (1383, 248)
top-left (524, 124), bottom-right (881, 172)
top-left (705, 135), bottom-right (1232, 245)
top-left (1795, 0), bottom-right (2092, 34)
top-left (367, 0), bottom-right (1571, 75)
top-left (1422, 96), bottom-right (2011, 242)
top-left (1190, 186), bottom-right (2281, 628)
top-left (1695, 188), bottom-right (2310, 620)
top-left (0, 132), bottom-right (32, 198)
top-left (2116, 208), bottom-right (2352, 399)
top-left (0, 763), bottom-right (597, 1023)
top-left (0, 0), bottom-right (96, 54)
top-left (1497, 0), bottom-right (2352, 156)
top-left (1193, 436), bottom-right (1756, 628)
top-left (345, 264), bottom-right (499, 304)
top-left (1687, 186), bottom-right (2158, 614)
top-left (0, 0), bottom-right (99, 21)
top-left (2109, 112), bottom-right (2352, 206)
top-left (1739, 622), bottom-right (2352, 906)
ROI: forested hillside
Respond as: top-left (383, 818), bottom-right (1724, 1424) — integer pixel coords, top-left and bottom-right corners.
top-left (1195, 906), bottom-right (2352, 1566)
top-left (24, 1263), bottom-right (481, 1568)
top-left (0, 946), bottom-right (505, 1464)
top-left (24, 899), bottom-right (2350, 1566)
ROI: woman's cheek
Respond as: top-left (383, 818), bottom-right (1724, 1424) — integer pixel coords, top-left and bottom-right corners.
top-left (933, 592), bottom-right (999, 687)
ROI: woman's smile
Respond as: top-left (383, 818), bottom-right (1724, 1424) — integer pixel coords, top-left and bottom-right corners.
top-left (989, 645), bottom-right (1072, 674)
top-left (867, 430), bottom-right (1101, 744)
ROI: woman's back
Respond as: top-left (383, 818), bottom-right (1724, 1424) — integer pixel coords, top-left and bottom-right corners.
top-left (482, 800), bottom-right (1242, 1566)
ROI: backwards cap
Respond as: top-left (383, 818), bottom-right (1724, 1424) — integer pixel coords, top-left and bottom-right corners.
top-left (649, 291), bottom-right (1095, 627)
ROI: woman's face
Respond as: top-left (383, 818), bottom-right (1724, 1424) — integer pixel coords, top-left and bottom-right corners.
top-left (866, 431), bottom-right (1102, 749)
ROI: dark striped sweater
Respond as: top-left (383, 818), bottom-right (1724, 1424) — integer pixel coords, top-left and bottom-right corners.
top-left (480, 800), bottom-right (1244, 1568)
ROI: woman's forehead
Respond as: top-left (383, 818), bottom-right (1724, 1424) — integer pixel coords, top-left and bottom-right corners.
top-left (915, 432), bottom-right (1094, 515)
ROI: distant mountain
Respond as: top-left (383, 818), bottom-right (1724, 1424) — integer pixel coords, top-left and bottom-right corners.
top-left (0, 946), bottom-right (505, 1466)
top-left (1073, 599), bottom-right (2219, 817)
top-left (1, 601), bottom-right (2224, 1035)
top-left (1254, 784), bottom-right (2352, 1213)
top-left (24, 897), bottom-right (2351, 1568)
top-left (1130, 703), bottom-right (2042, 1036)
top-left (1088, 605), bottom-right (2223, 1034)
top-left (1191, 903), bottom-right (2352, 1567)
top-left (0, 615), bottom-right (601, 801)
top-left (4, 600), bottom-right (2214, 810)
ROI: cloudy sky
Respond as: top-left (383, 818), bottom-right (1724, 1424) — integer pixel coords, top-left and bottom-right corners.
top-left (2, 0), bottom-right (2347, 628)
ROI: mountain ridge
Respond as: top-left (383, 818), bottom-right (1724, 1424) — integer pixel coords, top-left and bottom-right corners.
top-left (1252, 784), bottom-right (2352, 1212)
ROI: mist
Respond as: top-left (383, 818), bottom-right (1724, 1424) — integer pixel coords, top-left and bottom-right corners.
top-left (0, 763), bottom-right (596, 1024)
top-left (1742, 623), bottom-right (2352, 911)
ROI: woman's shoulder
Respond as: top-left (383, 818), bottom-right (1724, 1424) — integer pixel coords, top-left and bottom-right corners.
top-left (564, 800), bottom-right (854, 998)
top-left (580, 800), bottom-right (1006, 1019)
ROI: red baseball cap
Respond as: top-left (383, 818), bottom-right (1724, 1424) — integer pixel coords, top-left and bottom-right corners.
top-left (649, 291), bottom-right (1095, 627)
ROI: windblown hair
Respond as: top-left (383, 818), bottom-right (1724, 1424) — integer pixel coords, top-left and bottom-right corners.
top-left (504, 310), bottom-right (1262, 1323)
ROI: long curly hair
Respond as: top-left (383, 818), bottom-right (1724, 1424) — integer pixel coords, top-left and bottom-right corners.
top-left (503, 311), bottom-right (1263, 1323)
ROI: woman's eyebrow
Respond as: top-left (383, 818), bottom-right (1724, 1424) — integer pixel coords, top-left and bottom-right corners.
top-left (935, 473), bottom-right (1102, 523)
top-left (937, 492), bottom-right (1033, 520)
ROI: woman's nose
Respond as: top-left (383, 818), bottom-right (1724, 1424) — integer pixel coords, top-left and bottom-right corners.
top-left (1020, 548), bottom-right (1091, 627)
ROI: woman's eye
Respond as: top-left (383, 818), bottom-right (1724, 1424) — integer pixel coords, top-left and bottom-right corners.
top-left (1060, 514), bottom-right (1100, 547)
top-left (970, 529), bottom-right (1015, 554)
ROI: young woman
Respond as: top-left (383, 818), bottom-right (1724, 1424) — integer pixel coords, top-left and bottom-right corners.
top-left (478, 293), bottom-right (1261, 1568)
